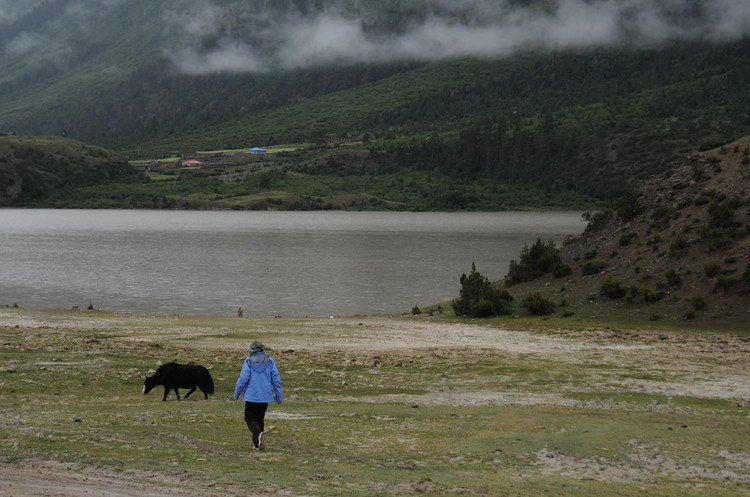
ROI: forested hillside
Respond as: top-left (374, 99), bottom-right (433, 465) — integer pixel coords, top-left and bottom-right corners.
top-left (0, 134), bottom-right (141, 206)
top-left (1, 0), bottom-right (749, 205)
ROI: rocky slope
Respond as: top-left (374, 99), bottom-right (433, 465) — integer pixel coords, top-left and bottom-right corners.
top-left (525, 136), bottom-right (750, 328)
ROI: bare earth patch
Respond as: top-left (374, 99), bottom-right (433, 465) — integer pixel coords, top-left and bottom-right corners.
top-left (0, 460), bottom-right (233, 497)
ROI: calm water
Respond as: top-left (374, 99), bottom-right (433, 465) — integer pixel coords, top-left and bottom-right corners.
top-left (0, 210), bottom-right (585, 317)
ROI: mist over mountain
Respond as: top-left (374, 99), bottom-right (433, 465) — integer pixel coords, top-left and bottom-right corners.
top-left (1, 0), bottom-right (749, 205)
top-left (168, 0), bottom-right (750, 74)
top-left (3, 0), bottom-right (749, 76)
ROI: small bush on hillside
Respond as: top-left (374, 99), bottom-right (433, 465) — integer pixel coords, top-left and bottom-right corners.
top-left (691, 293), bottom-right (706, 311)
top-left (647, 233), bottom-right (662, 245)
top-left (583, 189), bottom-right (642, 232)
top-left (642, 287), bottom-right (665, 302)
top-left (715, 276), bottom-right (737, 290)
top-left (453, 263), bottom-right (514, 317)
top-left (619, 232), bottom-right (637, 246)
top-left (704, 260), bottom-right (721, 277)
top-left (651, 206), bottom-right (678, 229)
top-left (582, 208), bottom-right (613, 232)
top-left (553, 263), bottom-right (572, 278)
top-left (669, 236), bottom-right (688, 256)
top-left (583, 249), bottom-right (598, 260)
top-left (601, 277), bottom-right (626, 299)
top-left (613, 189), bottom-right (643, 221)
top-left (582, 260), bottom-right (607, 275)
top-left (505, 238), bottom-right (564, 285)
top-left (626, 285), bottom-right (665, 303)
top-left (665, 267), bottom-right (681, 287)
top-left (704, 197), bottom-right (742, 250)
top-left (521, 292), bottom-right (555, 315)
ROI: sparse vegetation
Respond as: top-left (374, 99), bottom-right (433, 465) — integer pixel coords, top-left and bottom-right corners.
top-left (1, 308), bottom-right (748, 497)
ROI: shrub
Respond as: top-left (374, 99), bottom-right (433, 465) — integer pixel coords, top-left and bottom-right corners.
top-left (471, 299), bottom-right (497, 318)
top-left (582, 208), bottom-right (612, 232)
top-left (582, 260), bottom-right (607, 275)
top-left (583, 250), bottom-right (598, 260)
top-left (704, 260), bottom-right (721, 277)
top-left (642, 287), bottom-right (665, 302)
top-left (521, 292), bottom-right (555, 315)
top-left (691, 293), bottom-right (706, 311)
top-left (453, 263), bottom-right (514, 318)
top-left (651, 206), bottom-right (678, 229)
top-left (553, 263), bottom-right (571, 278)
top-left (627, 285), bottom-right (664, 302)
top-left (664, 267), bottom-right (681, 287)
top-left (505, 238), bottom-right (564, 285)
top-left (601, 277), bottom-right (626, 299)
top-left (704, 197), bottom-right (742, 250)
top-left (619, 232), bottom-right (637, 246)
top-left (411, 305), bottom-right (421, 315)
top-left (669, 236), bottom-right (688, 256)
top-left (613, 189), bottom-right (643, 221)
top-left (647, 233), bottom-right (662, 245)
top-left (715, 276), bottom-right (737, 290)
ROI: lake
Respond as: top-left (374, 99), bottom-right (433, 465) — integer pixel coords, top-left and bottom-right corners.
top-left (0, 210), bottom-right (585, 317)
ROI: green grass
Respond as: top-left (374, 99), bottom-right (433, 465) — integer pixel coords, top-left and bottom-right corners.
top-left (1, 308), bottom-right (748, 496)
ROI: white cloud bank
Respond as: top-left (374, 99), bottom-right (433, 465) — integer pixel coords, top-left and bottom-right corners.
top-left (169, 0), bottom-right (750, 74)
top-left (4, 0), bottom-right (748, 75)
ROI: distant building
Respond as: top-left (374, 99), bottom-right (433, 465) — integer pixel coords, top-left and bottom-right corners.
top-left (248, 147), bottom-right (267, 155)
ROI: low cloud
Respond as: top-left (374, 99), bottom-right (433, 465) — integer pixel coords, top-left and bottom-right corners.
top-left (168, 0), bottom-right (750, 75)
top-left (173, 41), bottom-right (267, 75)
top-left (4, 0), bottom-right (748, 76)
top-left (0, 1), bottom-right (26, 25)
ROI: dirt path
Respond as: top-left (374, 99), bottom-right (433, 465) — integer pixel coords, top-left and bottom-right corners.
top-left (0, 461), bottom-right (234, 497)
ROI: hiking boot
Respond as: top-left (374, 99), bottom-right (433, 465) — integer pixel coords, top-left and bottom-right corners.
top-left (258, 431), bottom-right (265, 450)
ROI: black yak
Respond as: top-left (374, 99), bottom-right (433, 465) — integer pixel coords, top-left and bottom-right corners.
top-left (143, 362), bottom-right (214, 401)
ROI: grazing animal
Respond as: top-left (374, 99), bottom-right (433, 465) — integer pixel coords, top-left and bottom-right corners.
top-left (143, 362), bottom-right (214, 401)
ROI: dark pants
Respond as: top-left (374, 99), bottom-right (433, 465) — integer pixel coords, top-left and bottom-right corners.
top-left (244, 401), bottom-right (268, 448)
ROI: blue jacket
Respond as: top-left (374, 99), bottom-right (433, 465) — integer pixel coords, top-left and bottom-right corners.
top-left (233, 352), bottom-right (283, 403)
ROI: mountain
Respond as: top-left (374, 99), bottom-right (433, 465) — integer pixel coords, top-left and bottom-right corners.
top-left (1, 0), bottom-right (750, 204)
top-left (505, 136), bottom-right (750, 328)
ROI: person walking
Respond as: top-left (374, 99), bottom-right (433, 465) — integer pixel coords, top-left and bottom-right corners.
top-left (233, 341), bottom-right (283, 450)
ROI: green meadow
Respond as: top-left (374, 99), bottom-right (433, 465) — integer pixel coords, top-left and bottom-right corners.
top-left (1, 308), bottom-right (748, 496)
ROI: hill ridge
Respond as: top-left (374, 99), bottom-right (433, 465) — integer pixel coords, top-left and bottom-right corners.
top-left (521, 136), bottom-right (750, 327)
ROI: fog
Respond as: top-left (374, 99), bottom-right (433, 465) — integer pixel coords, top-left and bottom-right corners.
top-left (169, 0), bottom-right (750, 74)
top-left (2, 0), bottom-right (749, 75)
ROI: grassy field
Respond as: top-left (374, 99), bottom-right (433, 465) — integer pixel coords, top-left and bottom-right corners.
top-left (0, 307), bottom-right (748, 496)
